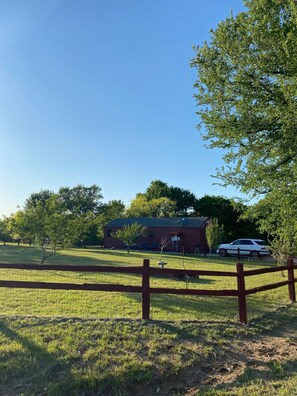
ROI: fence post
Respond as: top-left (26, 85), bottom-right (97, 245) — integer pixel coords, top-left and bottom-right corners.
top-left (287, 258), bottom-right (296, 303)
top-left (237, 262), bottom-right (247, 324)
top-left (142, 259), bottom-right (150, 320)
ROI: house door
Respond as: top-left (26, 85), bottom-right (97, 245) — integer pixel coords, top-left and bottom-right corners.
top-left (171, 235), bottom-right (180, 252)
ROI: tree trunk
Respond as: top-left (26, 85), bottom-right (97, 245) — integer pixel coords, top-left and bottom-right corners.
top-left (40, 247), bottom-right (54, 264)
top-left (41, 248), bottom-right (46, 264)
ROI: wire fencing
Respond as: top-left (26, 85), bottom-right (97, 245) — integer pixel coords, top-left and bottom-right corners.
top-left (0, 249), bottom-right (295, 322)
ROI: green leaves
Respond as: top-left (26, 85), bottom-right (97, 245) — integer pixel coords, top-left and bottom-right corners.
top-left (192, 0), bottom-right (297, 196)
top-left (7, 185), bottom-right (104, 263)
top-left (206, 218), bottom-right (224, 252)
top-left (192, 0), bottom-right (297, 256)
top-left (125, 195), bottom-right (177, 218)
top-left (112, 223), bottom-right (147, 253)
top-left (128, 180), bottom-right (197, 217)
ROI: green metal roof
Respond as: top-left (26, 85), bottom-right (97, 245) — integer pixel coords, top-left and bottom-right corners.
top-left (105, 217), bottom-right (209, 228)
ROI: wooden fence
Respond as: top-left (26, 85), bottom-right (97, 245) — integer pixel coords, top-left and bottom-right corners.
top-left (0, 259), bottom-right (295, 323)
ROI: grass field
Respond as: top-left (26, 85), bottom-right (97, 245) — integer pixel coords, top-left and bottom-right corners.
top-left (0, 244), bottom-right (296, 395)
top-left (0, 244), bottom-right (290, 321)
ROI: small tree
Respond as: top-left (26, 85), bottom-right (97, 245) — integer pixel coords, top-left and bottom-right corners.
top-left (269, 236), bottom-right (294, 277)
top-left (23, 196), bottom-right (78, 263)
top-left (206, 218), bottom-right (224, 256)
top-left (160, 236), bottom-right (170, 256)
top-left (112, 223), bottom-right (147, 253)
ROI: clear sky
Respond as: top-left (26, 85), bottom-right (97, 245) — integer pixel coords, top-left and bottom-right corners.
top-left (0, 0), bottom-right (246, 217)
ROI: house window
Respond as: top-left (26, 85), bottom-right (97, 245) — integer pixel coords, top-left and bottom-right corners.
top-left (149, 233), bottom-right (153, 238)
top-left (107, 230), bottom-right (112, 237)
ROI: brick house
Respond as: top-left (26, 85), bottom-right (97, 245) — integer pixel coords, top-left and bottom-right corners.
top-left (104, 217), bottom-right (209, 253)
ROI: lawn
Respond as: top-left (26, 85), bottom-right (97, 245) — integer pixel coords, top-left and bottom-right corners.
top-left (0, 244), bottom-right (290, 321)
top-left (0, 244), bottom-right (296, 395)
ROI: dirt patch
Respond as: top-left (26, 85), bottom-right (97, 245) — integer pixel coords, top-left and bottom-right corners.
top-left (133, 323), bottom-right (297, 396)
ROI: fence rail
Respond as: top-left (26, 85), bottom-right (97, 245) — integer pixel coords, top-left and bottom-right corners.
top-left (0, 259), bottom-right (295, 323)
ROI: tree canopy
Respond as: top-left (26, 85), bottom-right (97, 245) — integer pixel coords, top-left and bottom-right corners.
top-left (7, 185), bottom-right (104, 262)
top-left (144, 180), bottom-right (170, 201)
top-left (58, 184), bottom-right (103, 215)
top-left (191, 0), bottom-right (297, 254)
top-left (133, 179), bottom-right (197, 216)
top-left (96, 200), bottom-right (126, 244)
top-left (194, 195), bottom-right (262, 241)
top-left (191, 0), bottom-right (297, 196)
top-left (24, 190), bottom-right (54, 211)
top-left (125, 195), bottom-right (176, 218)
top-left (21, 194), bottom-right (78, 263)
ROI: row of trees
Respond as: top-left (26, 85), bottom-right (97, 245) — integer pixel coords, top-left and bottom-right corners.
top-left (0, 180), bottom-right (263, 262)
top-left (0, 185), bottom-right (125, 263)
top-left (126, 180), bottom-right (262, 240)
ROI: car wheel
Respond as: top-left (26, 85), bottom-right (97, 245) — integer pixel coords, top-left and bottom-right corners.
top-left (250, 251), bottom-right (260, 259)
top-left (219, 249), bottom-right (228, 257)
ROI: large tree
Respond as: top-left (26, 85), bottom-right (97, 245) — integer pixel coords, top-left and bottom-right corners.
top-left (58, 184), bottom-right (103, 215)
top-left (194, 195), bottom-right (262, 241)
top-left (22, 195), bottom-right (78, 263)
top-left (24, 189), bottom-right (54, 211)
top-left (144, 180), bottom-right (171, 201)
top-left (135, 180), bottom-right (197, 216)
top-left (191, 0), bottom-right (297, 195)
top-left (191, 0), bottom-right (297, 253)
top-left (96, 200), bottom-right (126, 245)
top-left (9, 184), bottom-right (104, 261)
top-left (125, 195), bottom-right (176, 218)
top-left (57, 184), bottom-right (103, 246)
top-left (167, 186), bottom-right (197, 216)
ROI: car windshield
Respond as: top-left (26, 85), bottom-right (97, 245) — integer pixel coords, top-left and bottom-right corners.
top-left (254, 240), bottom-right (266, 246)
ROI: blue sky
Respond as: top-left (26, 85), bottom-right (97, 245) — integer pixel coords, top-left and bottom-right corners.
top-left (0, 0), bottom-right (246, 217)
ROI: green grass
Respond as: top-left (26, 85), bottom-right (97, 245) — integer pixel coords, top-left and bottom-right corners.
top-left (0, 244), bottom-right (296, 395)
top-left (0, 244), bottom-right (291, 321)
top-left (196, 376), bottom-right (297, 395)
top-left (0, 305), bottom-right (296, 395)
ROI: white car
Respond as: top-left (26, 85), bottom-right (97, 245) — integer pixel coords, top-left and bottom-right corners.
top-left (217, 239), bottom-right (270, 258)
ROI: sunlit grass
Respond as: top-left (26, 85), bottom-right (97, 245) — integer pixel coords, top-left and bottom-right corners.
top-left (0, 244), bottom-right (290, 321)
top-left (0, 244), bottom-right (296, 395)
top-left (0, 305), bottom-right (296, 396)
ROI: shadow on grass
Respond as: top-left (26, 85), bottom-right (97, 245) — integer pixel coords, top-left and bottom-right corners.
top-left (0, 245), bottom-right (141, 267)
top-left (0, 245), bottom-right (277, 271)
top-left (49, 257), bottom-right (134, 267)
top-left (125, 292), bottom-right (239, 321)
top-left (67, 248), bottom-right (152, 262)
top-left (125, 287), bottom-right (292, 322)
top-left (0, 245), bottom-right (42, 264)
top-left (0, 319), bottom-right (75, 395)
top-left (0, 317), bottom-right (154, 396)
top-left (248, 303), bottom-right (297, 332)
